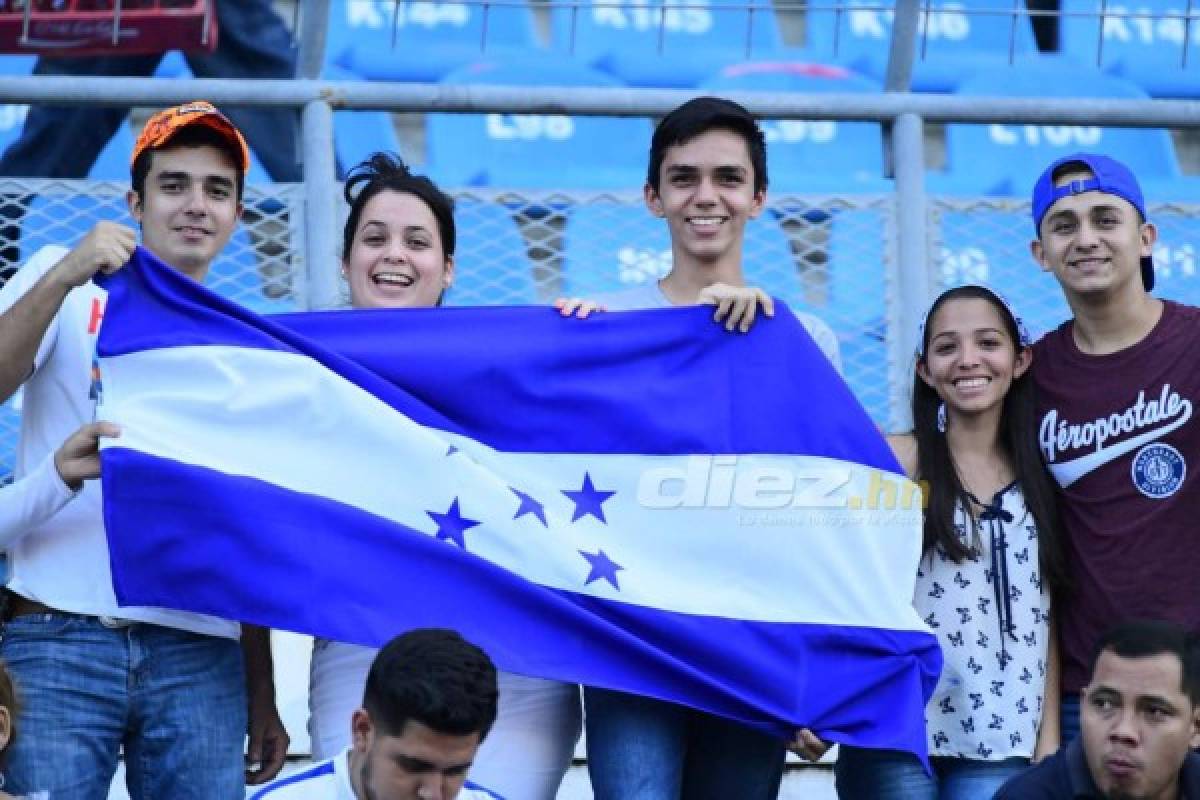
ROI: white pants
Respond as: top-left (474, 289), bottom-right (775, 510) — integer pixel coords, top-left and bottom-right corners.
top-left (308, 639), bottom-right (581, 800)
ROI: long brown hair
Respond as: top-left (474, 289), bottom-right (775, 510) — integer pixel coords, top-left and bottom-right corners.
top-left (912, 286), bottom-right (1067, 598)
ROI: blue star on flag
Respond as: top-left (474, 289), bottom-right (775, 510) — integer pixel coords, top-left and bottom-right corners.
top-left (562, 472), bottom-right (616, 523)
top-left (510, 487), bottom-right (548, 526)
top-left (426, 498), bottom-right (481, 549)
top-left (445, 444), bottom-right (460, 457)
top-left (579, 549), bottom-right (624, 589)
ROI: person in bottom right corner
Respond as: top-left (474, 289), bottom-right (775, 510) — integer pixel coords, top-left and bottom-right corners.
top-left (995, 619), bottom-right (1200, 799)
top-left (835, 284), bottom-right (1067, 799)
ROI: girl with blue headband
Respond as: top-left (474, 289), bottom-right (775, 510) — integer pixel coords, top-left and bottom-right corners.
top-left (836, 285), bottom-right (1067, 799)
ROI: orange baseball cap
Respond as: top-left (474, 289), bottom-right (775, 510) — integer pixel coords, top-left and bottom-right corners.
top-left (131, 100), bottom-right (250, 173)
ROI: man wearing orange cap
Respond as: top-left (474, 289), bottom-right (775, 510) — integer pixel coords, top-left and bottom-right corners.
top-left (0, 101), bottom-right (288, 799)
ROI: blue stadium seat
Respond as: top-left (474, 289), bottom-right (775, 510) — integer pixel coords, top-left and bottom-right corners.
top-left (550, 0), bottom-right (783, 88)
top-left (805, 0), bottom-right (1041, 92)
top-left (1060, 0), bottom-right (1200, 97)
top-left (701, 61), bottom-right (887, 193)
top-left (445, 199), bottom-right (539, 305)
top-left (942, 66), bottom-right (1179, 196)
top-left (426, 56), bottom-right (651, 190)
top-left (0, 57), bottom-right (34, 166)
top-left (324, 66), bottom-right (404, 172)
top-left (327, 0), bottom-right (541, 83)
top-left (561, 201), bottom-right (803, 305)
top-left (89, 121), bottom-right (138, 181)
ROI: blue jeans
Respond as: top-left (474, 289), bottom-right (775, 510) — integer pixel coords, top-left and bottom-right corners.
top-left (1061, 693), bottom-right (1080, 744)
top-left (0, 614), bottom-right (246, 800)
top-left (835, 745), bottom-right (1029, 800)
top-left (584, 687), bottom-right (785, 800)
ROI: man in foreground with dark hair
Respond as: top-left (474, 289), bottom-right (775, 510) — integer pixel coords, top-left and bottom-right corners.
top-left (996, 620), bottom-right (1200, 799)
top-left (252, 628), bottom-right (504, 800)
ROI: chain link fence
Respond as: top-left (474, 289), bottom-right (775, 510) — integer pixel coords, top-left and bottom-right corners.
top-left (7, 183), bottom-right (1200, 485)
top-left (0, 181), bottom-right (898, 484)
top-left (933, 196), bottom-right (1200, 338)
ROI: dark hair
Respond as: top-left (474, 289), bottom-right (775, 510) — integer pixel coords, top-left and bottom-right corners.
top-left (646, 96), bottom-right (767, 194)
top-left (130, 125), bottom-right (245, 204)
top-left (912, 286), bottom-right (1067, 598)
top-left (1090, 620), bottom-right (1200, 705)
top-left (363, 628), bottom-right (498, 740)
top-left (0, 660), bottom-right (17, 762)
top-left (342, 152), bottom-right (456, 263)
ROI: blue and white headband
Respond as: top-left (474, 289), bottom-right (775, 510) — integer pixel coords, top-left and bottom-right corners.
top-left (915, 284), bottom-right (1033, 359)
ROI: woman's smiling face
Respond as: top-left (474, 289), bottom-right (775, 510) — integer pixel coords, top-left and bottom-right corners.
top-left (344, 189), bottom-right (454, 309)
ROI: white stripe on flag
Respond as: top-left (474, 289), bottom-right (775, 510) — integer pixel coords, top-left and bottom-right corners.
top-left (101, 344), bottom-right (927, 631)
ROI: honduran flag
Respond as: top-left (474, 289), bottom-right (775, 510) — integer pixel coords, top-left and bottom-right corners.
top-left (96, 248), bottom-right (939, 757)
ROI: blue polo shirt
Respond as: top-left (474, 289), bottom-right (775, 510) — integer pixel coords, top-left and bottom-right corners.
top-left (995, 738), bottom-right (1200, 799)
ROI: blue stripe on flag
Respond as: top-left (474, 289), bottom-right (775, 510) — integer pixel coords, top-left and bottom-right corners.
top-left (102, 446), bottom-right (937, 753)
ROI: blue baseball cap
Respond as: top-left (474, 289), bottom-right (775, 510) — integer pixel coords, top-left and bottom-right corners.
top-left (1031, 152), bottom-right (1154, 291)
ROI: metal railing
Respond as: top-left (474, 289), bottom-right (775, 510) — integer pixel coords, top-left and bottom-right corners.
top-left (2, 0), bottom-right (1200, 485)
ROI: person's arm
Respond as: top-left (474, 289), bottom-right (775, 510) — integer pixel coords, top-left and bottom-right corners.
top-left (1034, 614), bottom-right (1062, 761)
top-left (0, 421), bottom-right (119, 548)
top-left (242, 624), bottom-right (289, 784)
top-left (0, 223), bottom-right (137, 403)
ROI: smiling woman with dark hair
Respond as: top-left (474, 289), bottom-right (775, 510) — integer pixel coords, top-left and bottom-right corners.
top-left (836, 285), bottom-right (1066, 800)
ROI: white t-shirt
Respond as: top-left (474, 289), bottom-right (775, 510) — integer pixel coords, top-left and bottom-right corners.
top-left (248, 748), bottom-right (505, 799)
top-left (594, 282), bottom-right (843, 372)
top-left (0, 245), bottom-right (238, 638)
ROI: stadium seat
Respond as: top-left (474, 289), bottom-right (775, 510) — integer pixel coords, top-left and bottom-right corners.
top-left (941, 65), bottom-right (1179, 196)
top-left (805, 0), bottom-right (1042, 92)
top-left (1060, 0), bottom-right (1200, 97)
top-left (327, 0), bottom-right (541, 84)
top-left (324, 66), bottom-right (405, 172)
top-left (560, 200), bottom-right (803, 303)
top-left (426, 56), bottom-right (651, 190)
top-left (0, 57), bottom-right (34, 167)
top-left (701, 60), bottom-right (889, 193)
top-left (549, 0), bottom-right (783, 88)
top-left (445, 198), bottom-right (539, 306)
top-left (89, 120), bottom-right (138, 182)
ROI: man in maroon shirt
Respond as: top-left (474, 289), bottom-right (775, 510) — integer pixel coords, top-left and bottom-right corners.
top-left (1029, 153), bottom-right (1200, 743)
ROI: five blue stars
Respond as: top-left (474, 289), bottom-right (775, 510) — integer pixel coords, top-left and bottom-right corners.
top-left (579, 549), bottom-right (624, 590)
top-left (427, 498), bottom-right (481, 549)
top-left (562, 472), bottom-right (616, 523)
top-left (510, 487), bottom-right (548, 527)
